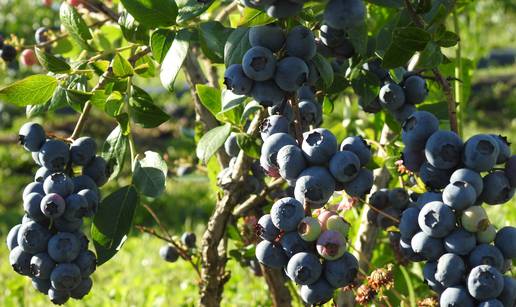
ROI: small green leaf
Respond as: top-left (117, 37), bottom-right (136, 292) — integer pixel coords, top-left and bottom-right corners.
top-left (59, 2), bottom-right (93, 50)
top-left (120, 0), bottom-right (178, 28)
top-left (196, 84), bottom-right (221, 117)
top-left (435, 30), bottom-right (459, 47)
top-left (224, 27), bottom-right (251, 66)
top-left (416, 42), bottom-right (443, 69)
top-left (350, 69), bottom-right (380, 106)
top-left (118, 11), bottom-right (150, 44)
top-left (311, 53), bottom-right (334, 89)
top-left (347, 21), bottom-right (368, 56)
top-left (0, 75), bottom-right (57, 107)
top-left (322, 96), bottom-right (334, 115)
top-left (382, 43), bottom-right (414, 69)
top-left (91, 185), bottom-right (139, 265)
top-left (393, 27), bottom-right (431, 51)
top-left (150, 29), bottom-right (175, 64)
top-left (199, 21), bottom-right (232, 64)
top-left (241, 100), bottom-right (263, 123)
top-left (101, 125), bottom-right (128, 180)
top-left (237, 7), bottom-right (275, 27)
top-left (220, 89), bottom-right (246, 114)
top-left (132, 151), bottom-right (168, 198)
top-left (160, 29), bottom-right (191, 92)
top-left (235, 133), bottom-right (261, 159)
top-left (129, 86), bottom-right (170, 128)
top-left (112, 53), bottom-right (134, 78)
top-left (196, 124), bottom-right (231, 165)
top-left (176, 0), bottom-right (215, 24)
top-left (34, 48), bottom-right (71, 73)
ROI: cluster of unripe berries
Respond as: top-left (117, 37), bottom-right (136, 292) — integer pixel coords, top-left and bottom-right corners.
top-left (159, 232), bottom-right (197, 263)
top-left (6, 122), bottom-right (108, 305)
top-left (224, 24), bottom-right (319, 108)
top-left (256, 199), bottom-right (358, 305)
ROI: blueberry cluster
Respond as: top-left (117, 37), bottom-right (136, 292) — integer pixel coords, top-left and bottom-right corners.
top-left (256, 205), bottom-right (358, 305)
top-left (224, 24), bottom-right (320, 108)
top-left (317, 23), bottom-right (356, 61)
top-left (6, 122), bottom-right (108, 305)
top-left (367, 188), bottom-right (415, 230)
top-left (238, 0), bottom-right (309, 18)
top-left (0, 34), bottom-right (17, 62)
top-left (159, 232), bottom-right (197, 263)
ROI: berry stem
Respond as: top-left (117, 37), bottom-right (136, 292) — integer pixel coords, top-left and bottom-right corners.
top-left (288, 95), bottom-right (304, 146)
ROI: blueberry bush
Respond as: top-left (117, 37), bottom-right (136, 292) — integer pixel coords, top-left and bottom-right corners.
top-left (0, 0), bottom-right (515, 306)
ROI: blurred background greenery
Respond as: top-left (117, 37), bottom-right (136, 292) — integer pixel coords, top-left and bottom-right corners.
top-left (0, 0), bottom-right (515, 306)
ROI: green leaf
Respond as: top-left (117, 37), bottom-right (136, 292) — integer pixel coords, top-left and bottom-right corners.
top-left (199, 21), bottom-right (232, 64)
top-left (382, 43), bottom-right (414, 69)
top-left (418, 101), bottom-right (448, 120)
top-left (224, 27), bottom-right (251, 66)
top-left (91, 185), bottom-right (139, 265)
top-left (34, 48), bottom-right (71, 73)
top-left (220, 89), bottom-right (246, 114)
top-left (237, 7), bottom-right (275, 27)
top-left (176, 0), bottom-right (215, 24)
top-left (347, 21), bottom-right (368, 56)
top-left (134, 54), bottom-right (156, 78)
top-left (26, 85), bottom-right (68, 118)
top-left (311, 53), bottom-right (334, 89)
top-left (416, 42), bottom-right (443, 69)
top-left (129, 86), bottom-right (170, 128)
top-left (435, 30), bottom-right (459, 47)
top-left (241, 100), bottom-right (262, 123)
top-left (132, 151), bottom-right (168, 198)
top-left (101, 125), bottom-right (128, 180)
top-left (235, 133), bottom-right (261, 159)
top-left (322, 96), bottom-right (334, 115)
top-left (350, 69), bottom-right (380, 107)
top-left (111, 53), bottom-right (134, 78)
top-left (196, 124), bottom-right (231, 165)
top-left (150, 29), bottom-right (175, 64)
top-left (196, 84), bottom-right (221, 117)
top-left (160, 29), bottom-right (191, 92)
top-left (0, 75), bottom-right (57, 107)
top-left (393, 27), bottom-right (431, 51)
top-left (120, 0), bottom-right (178, 28)
top-left (118, 11), bottom-right (150, 44)
top-left (59, 2), bottom-right (93, 51)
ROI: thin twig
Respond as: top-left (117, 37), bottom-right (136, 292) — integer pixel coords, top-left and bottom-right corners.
top-left (289, 95), bottom-right (304, 145)
top-left (215, 1), bottom-right (238, 22)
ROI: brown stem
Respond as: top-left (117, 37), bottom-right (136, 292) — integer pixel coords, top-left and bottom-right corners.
top-left (403, 0), bottom-right (459, 133)
top-left (261, 265), bottom-right (293, 307)
top-left (128, 47), bottom-right (151, 65)
top-left (232, 178), bottom-right (284, 216)
top-left (288, 95), bottom-right (304, 145)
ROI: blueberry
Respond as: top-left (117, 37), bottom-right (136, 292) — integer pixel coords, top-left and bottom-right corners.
top-left (83, 156), bottom-right (109, 186)
top-left (400, 148), bottom-right (425, 172)
top-left (277, 145), bottom-right (307, 181)
top-left (399, 207), bottom-right (421, 240)
top-left (325, 215), bottom-right (350, 238)
top-left (265, 1), bottom-right (303, 19)
top-left (399, 236), bottom-right (425, 262)
top-left (461, 205), bottom-right (490, 233)
top-left (23, 193), bottom-right (46, 222)
top-left (18, 122), bottom-right (46, 152)
top-left (255, 240), bottom-right (288, 268)
top-left (401, 111), bottom-right (439, 151)
top-left (48, 232), bottom-right (81, 263)
top-left (257, 214), bottom-right (280, 241)
top-left (481, 171), bottom-right (515, 205)
top-left (9, 246), bottom-right (32, 276)
top-left (402, 75), bottom-right (428, 105)
top-left (390, 103), bottom-right (416, 123)
top-left (418, 201), bottom-right (455, 238)
top-left (463, 134), bottom-right (500, 172)
top-left (251, 80), bottom-right (286, 107)
top-left (274, 57), bottom-right (309, 92)
top-left (444, 228), bottom-right (476, 255)
top-left (32, 277), bottom-right (51, 294)
top-left (249, 24), bottom-right (285, 52)
top-left (388, 188), bottom-right (410, 210)
top-left (224, 133), bottom-right (239, 157)
top-left (299, 99), bottom-right (321, 129)
top-left (270, 197), bottom-right (304, 232)
top-left (498, 276), bottom-right (516, 307)
top-left (440, 286), bottom-right (475, 307)
top-left (77, 189), bottom-right (99, 217)
top-left (495, 226), bottom-right (516, 259)
top-left (419, 162), bottom-right (452, 190)
top-left (48, 287), bottom-right (70, 305)
top-left (368, 189), bottom-right (389, 209)
top-left (477, 224), bottom-right (497, 244)
top-left (411, 231), bottom-right (444, 261)
top-left (43, 172), bottom-right (74, 197)
top-left (323, 0), bottom-right (366, 30)
top-left (316, 230), bottom-right (346, 260)
top-left (38, 139), bottom-right (70, 172)
top-left (69, 137), bottom-right (96, 166)
top-left (362, 60), bottom-right (390, 82)
top-left (379, 82), bottom-right (405, 111)
top-left (340, 136), bottom-right (371, 166)
top-left (329, 151), bottom-right (360, 183)
top-left (359, 96), bottom-right (383, 114)
top-left (50, 263), bottom-right (82, 291)
top-left (435, 253), bottom-right (465, 287)
top-left (416, 191), bottom-right (443, 206)
top-left (478, 299), bottom-right (504, 307)
top-left (159, 245), bottom-right (179, 262)
top-left (489, 134), bottom-right (511, 164)
top-left (54, 214), bottom-right (84, 232)
top-left (74, 250), bottom-right (96, 277)
top-left (40, 193), bottom-right (66, 219)
top-left (32, 151), bottom-right (42, 165)
top-left (298, 85), bottom-right (316, 101)
top-left (1, 44), bottom-right (17, 62)
top-left (324, 252), bottom-right (358, 288)
top-left (333, 39), bottom-right (355, 59)
top-left (22, 182), bottom-right (44, 202)
top-left (468, 244), bottom-right (505, 272)
top-left (260, 115), bottom-right (290, 141)
top-left (423, 261), bottom-right (445, 293)
top-left (294, 167), bottom-right (336, 208)
top-left (181, 232), bottom-right (197, 248)
top-left (300, 278), bottom-right (335, 305)
top-left (505, 155), bottom-right (516, 187)
top-left (224, 64), bottom-right (253, 95)
top-left (34, 167), bottom-right (52, 183)
top-left (443, 181), bottom-right (477, 211)
top-left (6, 224), bottom-right (21, 251)
top-left (260, 154), bottom-right (280, 178)
top-left (343, 168), bottom-right (373, 198)
top-left (35, 27), bottom-right (50, 44)
top-left (17, 220), bottom-right (51, 254)
top-left (70, 276), bottom-right (93, 299)
top-left (63, 194), bottom-right (89, 222)
top-left (285, 26), bottom-right (316, 61)
top-left (242, 46), bottom-right (276, 81)
top-left (286, 252), bottom-right (322, 285)
top-left (424, 130), bottom-right (463, 170)
top-left (298, 216), bottom-right (321, 242)
top-left (30, 253), bottom-right (55, 280)
top-left (282, 231), bottom-right (312, 258)
top-left (376, 207), bottom-right (401, 229)
top-left (467, 265), bottom-right (504, 300)
top-left (72, 175), bottom-right (99, 194)
top-left (450, 168), bottom-right (484, 197)
top-left (319, 24), bottom-right (346, 48)
top-left (301, 128), bottom-right (337, 165)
